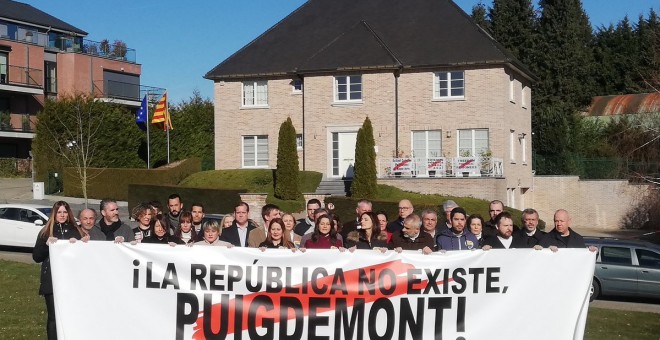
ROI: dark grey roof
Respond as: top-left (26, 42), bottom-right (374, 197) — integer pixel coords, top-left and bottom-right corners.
top-left (0, 0), bottom-right (87, 36)
top-left (205, 0), bottom-right (532, 80)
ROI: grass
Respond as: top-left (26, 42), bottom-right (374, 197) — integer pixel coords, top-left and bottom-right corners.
top-left (0, 260), bottom-right (45, 339)
top-left (1, 260), bottom-right (659, 339)
top-left (179, 169), bottom-right (323, 213)
top-left (585, 307), bottom-right (660, 339)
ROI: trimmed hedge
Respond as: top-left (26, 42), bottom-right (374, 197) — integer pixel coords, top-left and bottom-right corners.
top-left (63, 158), bottom-right (201, 201)
top-left (326, 197), bottom-right (545, 231)
top-left (128, 184), bottom-right (245, 214)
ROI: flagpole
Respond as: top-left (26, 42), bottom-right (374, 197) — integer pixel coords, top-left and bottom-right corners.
top-left (166, 92), bottom-right (170, 164)
top-left (146, 93), bottom-right (151, 169)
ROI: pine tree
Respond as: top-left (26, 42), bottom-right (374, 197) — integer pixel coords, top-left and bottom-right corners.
top-left (470, 3), bottom-right (492, 33)
top-left (489, 0), bottom-right (537, 68)
top-left (350, 117), bottom-right (377, 198)
top-left (274, 117), bottom-right (301, 200)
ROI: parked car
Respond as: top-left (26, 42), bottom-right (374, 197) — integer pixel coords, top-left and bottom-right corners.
top-left (0, 204), bottom-right (51, 248)
top-left (636, 230), bottom-right (660, 246)
top-left (585, 237), bottom-right (660, 302)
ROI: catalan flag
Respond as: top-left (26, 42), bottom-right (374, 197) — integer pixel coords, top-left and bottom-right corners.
top-left (151, 92), bottom-right (172, 131)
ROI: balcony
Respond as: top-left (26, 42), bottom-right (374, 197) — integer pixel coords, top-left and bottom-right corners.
top-left (0, 22), bottom-right (137, 63)
top-left (93, 79), bottom-right (166, 106)
top-left (0, 114), bottom-right (35, 139)
top-left (0, 64), bottom-right (43, 95)
top-left (378, 157), bottom-right (504, 178)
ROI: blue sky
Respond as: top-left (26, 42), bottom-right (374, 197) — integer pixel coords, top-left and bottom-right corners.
top-left (22, 0), bottom-right (659, 103)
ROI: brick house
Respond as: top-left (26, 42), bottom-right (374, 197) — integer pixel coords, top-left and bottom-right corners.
top-left (0, 0), bottom-right (163, 159)
top-left (205, 0), bottom-right (535, 206)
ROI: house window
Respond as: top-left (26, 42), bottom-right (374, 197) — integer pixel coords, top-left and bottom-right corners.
top-left (412, 130), bottom-right (442, 158)
top-left (458, 129), bottom-right (489, 157)
top-left (434, 71), bottom-right (464, 100)
top-left (521, 134), bottom-right (527, 164)
top-left (522, 85), bottom-right (527, 108)
top-left (242, 81), bottom-right (268, 107)
top-left (509, 130), bottom-right (516, 163)
top-left (334, 75), bottom-right (362, 102)
top-left (44, 61), bottom-right (57, 94)
top-left (292, 79), bottom-right (303, 93)
top-left (0, 52), bottom-right (7, 84)
top-left (296, 134), bottom-right (303, 151)
top-left (242, 135), bottom-right (268, 167)
top-left (509, 75), bottom-right (515, 103)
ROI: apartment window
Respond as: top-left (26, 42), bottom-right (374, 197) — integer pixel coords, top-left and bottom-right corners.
top-left (412, 130), bottom-right (442, 158)
top-left (334, 75), bottom-right (362, 102)
top-left (242, 81), bottom-right (268, 107)
top-left (458, 129), bottom-right (489, 157)
top-left (434, 71), bottom-right (464, 100)
top-left (296, 134), bottom-right (303, 151)
top-left (242, 135), bottom-right (269, 167)
top-left (509, 130), bottom-right (516, 163)
top-left (0, 52), bottom-right (7, 84)
top-left (44, 61), bottom-right (57, 94)
top-left (292, 79), bottom-right (303, 93)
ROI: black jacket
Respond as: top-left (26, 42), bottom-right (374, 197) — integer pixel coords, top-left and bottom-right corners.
top-left (539, 228), bottom-right (586, 248)
top-left (344, 231), bottom-right (388, 249)
top-left (32, 222), bottom-right (81, 295)
top-left (482, 233), bottom-right (528, 249)
top-left (389, 230), bottom-right (435, 251)
top-left (293, 218), bottom-right (313, 236)
top-left (516, 228), bottom-right (546, 248)
top-left (386, 218), bottom-right (405, 234)
top-left (219, 220), bottom-right (257, 247)
top-left (142, 235), bottom-right (184, 244)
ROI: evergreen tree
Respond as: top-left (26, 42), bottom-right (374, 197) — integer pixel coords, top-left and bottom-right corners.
top-left (489, 0), bottom-right (537, 68)
top-left (274, 117), bottom-right (301, 200)
top-left (470, 2), bottom-right (492, 33)
top-left (168, 91), bottom-right (215, 169)
top-left (637, 10), bottom-right (660, 91)
top-left (351, 117), bottom-right (377, 198)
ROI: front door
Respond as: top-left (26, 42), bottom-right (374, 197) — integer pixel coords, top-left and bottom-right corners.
top-left (331, 132), bottom-right (357, 178)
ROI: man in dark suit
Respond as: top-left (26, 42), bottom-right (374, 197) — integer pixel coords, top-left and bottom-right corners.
top-left (220, 202), bottom-right (257, 247)
top-left (482, 211), bottom-right (526, 250)
top-left (516, 208), bottom-right (545, 247)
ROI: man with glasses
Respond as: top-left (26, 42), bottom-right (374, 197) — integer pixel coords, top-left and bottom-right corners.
top-left (387, 199), bottom-right (414, 234)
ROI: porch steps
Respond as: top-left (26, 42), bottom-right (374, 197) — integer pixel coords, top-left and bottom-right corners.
top-left (314, 179), bottom-right (352, 197)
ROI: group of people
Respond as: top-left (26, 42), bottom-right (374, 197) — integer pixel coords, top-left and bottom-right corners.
top-left (32, 194), bottom-right (593, 340)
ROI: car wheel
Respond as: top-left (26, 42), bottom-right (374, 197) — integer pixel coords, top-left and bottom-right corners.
top-left (589, 279), bottom-right (600, 302)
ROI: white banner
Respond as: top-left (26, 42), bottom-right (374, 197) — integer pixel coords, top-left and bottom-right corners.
top-left (50, 242), bottom-right (595, 340)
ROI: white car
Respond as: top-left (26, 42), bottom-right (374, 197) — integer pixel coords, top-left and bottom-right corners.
top-left (0, 204), bottom-right (52, 247)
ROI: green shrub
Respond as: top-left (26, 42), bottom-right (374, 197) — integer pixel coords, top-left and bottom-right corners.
top-left (63, 158), bottom-right (201, 200)
top-left (274, 118), bottom-right (301, 200)
top-left (128, 184), bottom-right (244, 214)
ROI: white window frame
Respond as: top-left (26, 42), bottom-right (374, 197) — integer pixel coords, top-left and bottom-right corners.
top-left (433, 71), bottom-right (465, 100)
top-left (241, 80), bottom-right (268, 107)
top-left (509, 130), bottom-right (516, 163)
top-left (522, 85), bottom-right (528, 109)
top-left (296, 134), bottom-right (303, 151)
top-left (411, 130), bottom-right (443, 158)
top-left (509, 75), bottom-right (515, 103)
top-left (242, 135), bottom-right (269, 168)
top-left (521, 134), bottom-right (527, 164)
top-left (334, 75), bottom-right (362, 103)
top-left (457, 129), bottom-right (489, 157)
top-left (292, 79), bottom-right (303, 94)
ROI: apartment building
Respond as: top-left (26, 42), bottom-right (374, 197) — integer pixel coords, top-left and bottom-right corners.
top-left (205, 0), bottom-right (536, 205)
top-left (0, 0), bottom-right (162, 158)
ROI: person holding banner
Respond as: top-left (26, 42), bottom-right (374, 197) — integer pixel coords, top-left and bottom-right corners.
top-left (194, 220), bottom-right (233, 247)
top-left (220, 202), bottom-right (257, 247)
top-left (174, 211), bottom-right (201, 244)
top-left (467, 214), bottom-right (486, 247)
top-left (141, 214), bottom-right (184, 246)
top-left (259, 218), bottom-right (295, 249)
top-left (32, 201), bottom-right (82, 340)
top-left (539, 209), bottom-right (589, 250)
top-left (481, 212), bottom-right (526, 250)
top-left (345, 212), bottom-right (388, 250)
top-left (89, 199), bottom-right (135, 242)
top-left (131, 203), bottom-right (154, 242)
top-left (281, 212), bottom-right (302, 246)
top-left (436, 207), bottom-right (479, 251)
top-left (303, 214), bottom-right (344, 249)
top-left (376, 211), bottom-right (392, 243)
top-left (77, 208), bottom-right (97, 238)
top-left (389, 214), bottom-right (435, 253)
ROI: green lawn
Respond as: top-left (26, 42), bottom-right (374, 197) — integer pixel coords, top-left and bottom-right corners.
top-left (2, 260), bottom-right (658, 339)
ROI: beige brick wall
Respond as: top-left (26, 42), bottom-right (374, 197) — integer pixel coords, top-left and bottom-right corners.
top-left (213, 67), bottom-right (533, 200)
top-left (531, 176), bottom-right (652, 230)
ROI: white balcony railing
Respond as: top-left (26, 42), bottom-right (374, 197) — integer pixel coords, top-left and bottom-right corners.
top-left (378, 157), bottom-right (504, 178)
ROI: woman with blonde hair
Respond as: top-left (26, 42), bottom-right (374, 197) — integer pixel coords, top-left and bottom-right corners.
top-left (32, 201), bottom-right (82, 340)
top-left (221, 214), bottom-right (235, 229)
top-left (280, 212), bottom-right (302, 246)
top-left (194, 220), bottom-right (233, 246)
